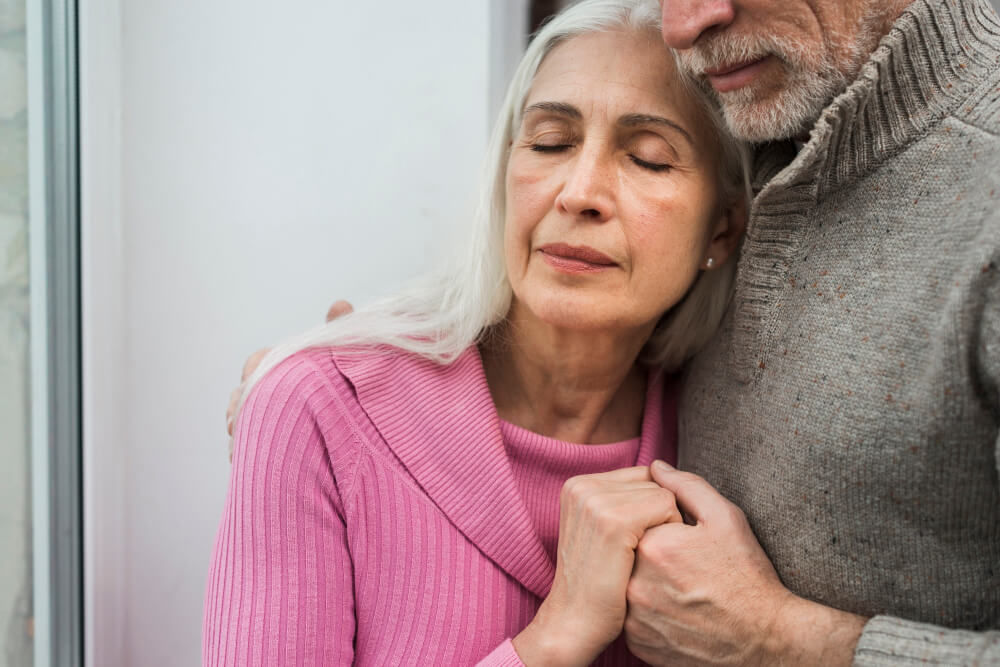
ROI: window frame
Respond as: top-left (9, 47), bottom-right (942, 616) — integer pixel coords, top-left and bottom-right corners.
top-left (28, 0), bottom-right (83, 663)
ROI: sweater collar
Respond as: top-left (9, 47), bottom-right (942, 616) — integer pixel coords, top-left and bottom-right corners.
top-left (729, 0), bottom-right (1000, 377)
top-left (333, 345), bottom-right (675, 599)
top-left (758, 0), bottom-right (1000, 200)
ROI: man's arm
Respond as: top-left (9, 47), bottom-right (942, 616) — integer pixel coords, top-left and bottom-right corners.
top-left (850, 253), bottom-right (1000, 665)
top-left (625, 461), bottom-right (1000, 666)
top-left (623, 461), bottom-right (866, 667)
top-left (851, 617), bottom-right (1000, 665)
top-left (627, 255), bottom-right (1000, 665)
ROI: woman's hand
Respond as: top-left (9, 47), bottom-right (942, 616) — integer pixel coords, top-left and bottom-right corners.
top-left (512, 466), bottom-right (682, 667)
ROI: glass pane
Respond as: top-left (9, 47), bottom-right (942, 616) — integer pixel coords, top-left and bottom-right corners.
top-left (0, 0), bottom-right (32, 664)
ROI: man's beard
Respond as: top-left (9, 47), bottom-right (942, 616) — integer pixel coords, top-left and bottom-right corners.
top-left (677, 23), bottom-right (876, 143)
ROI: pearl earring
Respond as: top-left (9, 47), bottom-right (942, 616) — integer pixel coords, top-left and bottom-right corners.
top-left (705, 257), bottom-right (715, 269)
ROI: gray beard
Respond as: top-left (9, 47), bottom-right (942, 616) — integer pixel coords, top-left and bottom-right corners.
top-left (678, 5), bottom-right (885, 143)
top-left (712, 57), bottom-right (852, 143)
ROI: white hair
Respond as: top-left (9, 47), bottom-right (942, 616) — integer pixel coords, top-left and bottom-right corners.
top-left (233, 0), bottom-right (750, 436)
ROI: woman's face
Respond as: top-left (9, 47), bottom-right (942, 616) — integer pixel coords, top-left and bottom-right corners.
top-left (504, 29), bottom-right (740, 335)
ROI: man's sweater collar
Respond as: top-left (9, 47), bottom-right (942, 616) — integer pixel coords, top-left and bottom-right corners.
top-left (754, 0), bottom-right (1000, 200)
top-left (729, 0), bottom-right (1000, 379)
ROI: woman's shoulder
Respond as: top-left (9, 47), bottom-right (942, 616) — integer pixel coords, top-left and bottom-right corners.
top-left (246, 344), bottom-right (433, 398)
top-left (325, 344), bottom-right (483, 396)
top-left (234, 344), bottom-right (488, 482)
top-left (240, 344), bottom-right (485, 443)
top-left (240, 346), bottom-right (398, 428)
top-left (244, 347), bottom-right (352, 412)
top-left (253, 344), bottom-right (478, 395)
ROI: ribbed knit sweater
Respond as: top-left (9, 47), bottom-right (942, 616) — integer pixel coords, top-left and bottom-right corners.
top-left (679, 0), bottom-right (1000, 664)
top-left (501, 420), bottom-right (641, 565)
top-left (500, 422), bottom-right (645, 665)
top-left (203, 345), bottom-right (676, 666)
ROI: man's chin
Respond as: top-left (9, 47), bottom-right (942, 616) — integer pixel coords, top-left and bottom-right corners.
top-left (714, 79), bottom-right (834, 144)
top-left (719, 99), bottom-right (814, 143)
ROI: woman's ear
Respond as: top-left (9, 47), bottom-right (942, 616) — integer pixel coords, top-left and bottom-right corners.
top-left (704, 194), bottom-right (747, 268)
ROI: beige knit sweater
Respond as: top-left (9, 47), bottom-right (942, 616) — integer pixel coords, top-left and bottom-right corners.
top-left (680, 0), bottom-right (1000, 663)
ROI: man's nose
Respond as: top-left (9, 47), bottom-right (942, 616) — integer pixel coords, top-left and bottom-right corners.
top-left (555, 150), bottom-right (614, 223)
top-left (660, 0), bottom-right (736, 50)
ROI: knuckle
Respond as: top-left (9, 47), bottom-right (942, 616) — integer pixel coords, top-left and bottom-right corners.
top-left (636, 529), bottom-right (671, 562)
top-left (723, 502), bottom-right (748, 526)
top-left (623, 612), bottom-right (639, 637)
top-left (623, 608), bottom-right (647, 636)
top-left (561, 475), bottom-right (585, 502)
top-left (595, 504), bottom-right (622, 529)
top-left (635, 536), bottom-right (660, 562)
top-left (657, 487), bottom-right (678, 510)
top-left (625, 578), bottom-right (646, 606)
top-left (581, 492), bottom-right (606, 517)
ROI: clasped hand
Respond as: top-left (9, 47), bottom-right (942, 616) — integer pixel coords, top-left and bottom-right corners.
top-left (514, 462), bottom-right (795, 667)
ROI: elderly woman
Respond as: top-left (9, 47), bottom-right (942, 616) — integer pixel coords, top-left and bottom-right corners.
top-left (204, 0), bottom-right (747, 665)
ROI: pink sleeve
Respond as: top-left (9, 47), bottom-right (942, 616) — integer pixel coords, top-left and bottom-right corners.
top-left (203, 355), bottom-right (356, 666)
top-left (476, 639), bottom-right (527, 667)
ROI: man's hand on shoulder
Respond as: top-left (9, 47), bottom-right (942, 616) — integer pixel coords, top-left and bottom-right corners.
top-left (624, 461), bottom-right (867, 666)
top-left (226, 300), bottom-right (354, 437)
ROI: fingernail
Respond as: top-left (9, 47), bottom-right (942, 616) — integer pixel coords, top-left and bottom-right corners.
top-left (652, 460), bottom-right (675, 472)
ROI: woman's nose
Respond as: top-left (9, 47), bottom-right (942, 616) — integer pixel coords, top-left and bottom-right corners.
top-left (660, 0), bottom-right (736, 50)
top-left (555, 150), bottom-right (614, 223)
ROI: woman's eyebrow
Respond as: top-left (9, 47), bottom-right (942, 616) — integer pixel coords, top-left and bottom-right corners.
top-left (619, 113), bottom-right (694, 146)
top-left (523, 101), bottom-right (582, 119)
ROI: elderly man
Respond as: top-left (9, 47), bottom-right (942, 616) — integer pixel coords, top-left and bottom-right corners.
top-left (625, 0), bottom-right (1000, 664)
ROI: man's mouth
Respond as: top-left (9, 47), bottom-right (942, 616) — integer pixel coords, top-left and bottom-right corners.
top-left (704, 56), bottom-right (773, 93)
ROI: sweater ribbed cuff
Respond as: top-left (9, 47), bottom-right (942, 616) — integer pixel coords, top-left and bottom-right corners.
top-left (853, 615), bottom-right (1000, 666)
top-left (475, 639), bottom-right (526, 667)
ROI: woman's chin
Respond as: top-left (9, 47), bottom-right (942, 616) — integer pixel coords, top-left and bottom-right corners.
top-left (523, 298), bottom-right (642, 335)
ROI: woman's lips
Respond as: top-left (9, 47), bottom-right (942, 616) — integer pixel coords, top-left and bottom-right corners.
top-left (705, 56), bottom-right (772, 93)
top-left (538, 243), bottom-right (617, 274)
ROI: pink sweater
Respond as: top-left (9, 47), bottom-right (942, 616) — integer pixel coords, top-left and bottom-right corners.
top-left (203, 346), bottom-right (678, 666)
top-left (501, 420), bottom-right (641, 566)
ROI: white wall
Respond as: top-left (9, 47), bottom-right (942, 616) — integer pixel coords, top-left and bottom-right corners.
top-left (83, 1), bottom-right (520, 664)
top-left (81, 1), bottom-right (1000, 665)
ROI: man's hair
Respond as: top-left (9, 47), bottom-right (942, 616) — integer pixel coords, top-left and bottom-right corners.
top-left (233, 0), bottom-right (750, 432)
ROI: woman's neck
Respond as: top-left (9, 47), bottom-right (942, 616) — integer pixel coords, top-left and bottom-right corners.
top-left (481, 302), bottom-right (654, 444)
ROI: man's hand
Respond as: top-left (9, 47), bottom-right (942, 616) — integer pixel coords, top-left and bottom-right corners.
top-left (226, 300), bottom-right (353, 436)
top-left (623, 461), bottom-right (866, 666)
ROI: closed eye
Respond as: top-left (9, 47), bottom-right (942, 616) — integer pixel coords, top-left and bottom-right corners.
top-left (531, 144), bottom-right (572, 153)
top-left (630, 155), bottom-right (672, 172)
